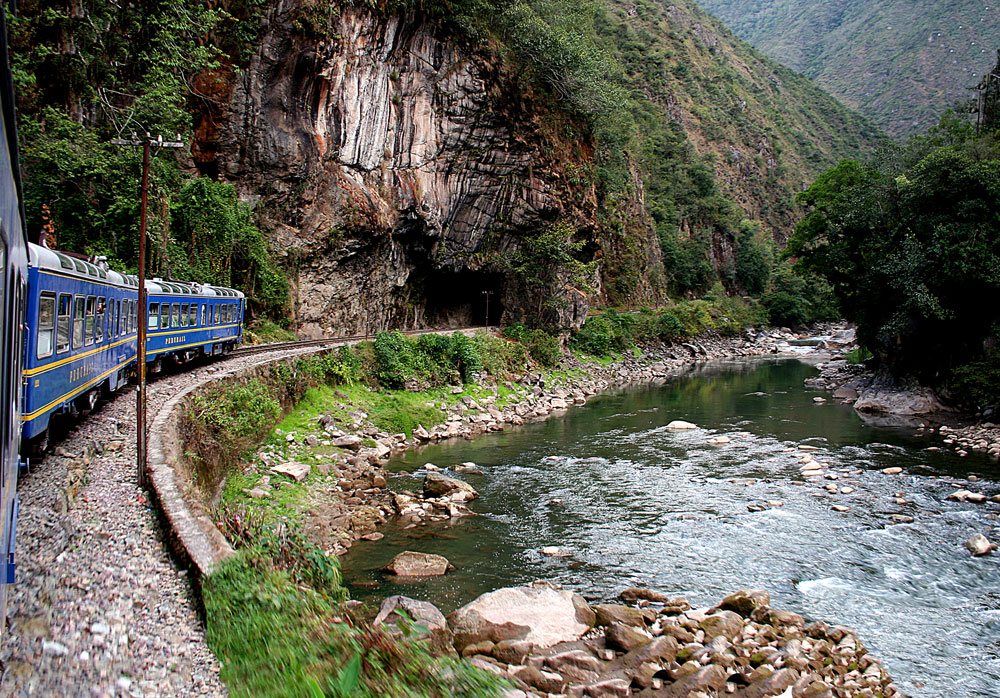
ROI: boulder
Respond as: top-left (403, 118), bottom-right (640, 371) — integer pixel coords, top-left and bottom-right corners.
top-left (699, 611), bottom-right (744, 640)
top-left (448, 586), bottom-right (596, 652)
top-left (593, 604), bottom-right (649, 628)
top-left (374, 595), bottom-right (448, 632)
top-left (619, 587), bottom-right (672, 604)
top-left (331, 435), bottom-right (363, 451)
top-left (423, 472), bottom-right (478, 500)
top-left (605, 622), bottom-right (651, 652)
top-left (666, 420), bottom-right (697, 430)
top-left (965, 533), bottom-right (996, 556)
top-left (718, 589), bottom-right (770, 618)
top-left (384, 551), bottom-right (452, 576)
top-left (269, 461), bottom-right (311, 482)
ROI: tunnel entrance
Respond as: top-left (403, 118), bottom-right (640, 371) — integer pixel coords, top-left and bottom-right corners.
top-left (421, 270), bottom-right (505, 328)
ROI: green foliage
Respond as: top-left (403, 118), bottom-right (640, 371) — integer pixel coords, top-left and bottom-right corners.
top-left (373, 331), bottom-right (484, 388)
top-left (170, 178), bottom-right (289, 317)
top-left (502, 324), bottom-right (561, 367)
top-left (505, 222), bottom-right (597, 328)
top-left (788, 115), bottom-right (1000, 378)
top-left (205, 516), bottom-right (505, 698)
top-left (472, 331), bottom-right (531, 377)
top-left (952, 353), bottom-right (1000, 408)
top-left (846, 346), bottom-right (873, 365)
top-left (734, 221), bottom-right (772, 295)
top-left (11, 0), bottom-right (289, 319)
top-left (569, 310), bottom-right (633, 356)
top-left (186, 379), bottom-right (282, 489)
top-left (760, 266), bottom-right (838, 327)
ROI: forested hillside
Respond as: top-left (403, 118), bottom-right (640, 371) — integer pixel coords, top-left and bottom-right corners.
top-left (8, 0), bottom-right (881, 334)
top-left (697, 0), bottom-right (1000, 139)
top-left (788, 52), bottom-right (1000, 403)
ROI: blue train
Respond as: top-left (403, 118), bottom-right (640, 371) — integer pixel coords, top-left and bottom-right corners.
top-left (0, 2), bottom-right (247, 635)
top-left (21, 242), bottom-right (246, 450)
top-left (1, 2), bottom-right (30, 633)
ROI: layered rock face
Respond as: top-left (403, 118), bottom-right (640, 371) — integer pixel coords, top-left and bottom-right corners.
top-left (207, 5), bottom-right (664, 336)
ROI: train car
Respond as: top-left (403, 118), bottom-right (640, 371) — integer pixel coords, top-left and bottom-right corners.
top-left (145, 279), bottom-right (244, 371)
top-left (21, 243), bottom-right (139, 450)
top-left (1, 1), bottom-right (31, 633)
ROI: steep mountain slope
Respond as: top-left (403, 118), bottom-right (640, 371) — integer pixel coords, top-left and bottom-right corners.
top-left (696, 0), bottom-right (1000, 138)
top-left (11, 0), bottom-right (882, 336)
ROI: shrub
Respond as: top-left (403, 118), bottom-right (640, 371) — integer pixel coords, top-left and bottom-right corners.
top-left (655, 311), bottom-right (685, 341)
top-left (525, 329), bottom-right (561, 367)
top-left (952, 354), bottom-right (1000, 408)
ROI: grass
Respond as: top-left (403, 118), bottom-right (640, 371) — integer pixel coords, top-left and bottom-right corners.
top-left (245, 320), bottom-right (297, 345)
top-left (204, 533), bottom-right (509, 698)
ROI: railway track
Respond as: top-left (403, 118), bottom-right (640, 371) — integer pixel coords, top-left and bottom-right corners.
top-left (231, 326), bottom-right (483, 357)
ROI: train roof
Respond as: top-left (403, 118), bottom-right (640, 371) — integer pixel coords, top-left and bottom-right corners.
top-left (29, 242), bottom-right (244, 298)
top-left (29, 242), bottom-right (138, 288)
top-left (146, 278), bottom-right (244, 299)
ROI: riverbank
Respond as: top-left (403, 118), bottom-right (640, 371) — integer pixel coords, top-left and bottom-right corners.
top-left (193, 324), bottom-right (920, 695)
top-left (222, 326), bottom-right (831, 559)
top-left (803, 347), bottom-right (1000, 462)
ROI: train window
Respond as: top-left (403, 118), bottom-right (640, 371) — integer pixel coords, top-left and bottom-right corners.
top-left (116, 300), bottom-right (122, 337)
top-left (148, 302), bottom-right (159, 330)
top-left (201, 304), bottom-right (206, 326)
top-left (190, 304), bottom-right (197, 327)
top-left (56, 294), bottom-right (71, 353)
top-left (95, 297), bottom-right (106, 343)
top-left (73, 296), bottom-right (85, 348)
top-left (214, 305), bottom-right (220, 324)
top-left (37, 292), bottom-right (56, 359)
top-left (131, 300), bottom-right (137, 332)
top-left (160, 303), bottom-right (169, 330)
top-left (180, 303), bottom-right (189, 327)
top-left (84, 296), bottom-right (96, 346)
top-left (171, 303), bottom-right (180, 328)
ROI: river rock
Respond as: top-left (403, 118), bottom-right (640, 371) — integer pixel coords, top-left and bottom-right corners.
top-left (710, 435), bottom-right (731, 444)
top-left (384, 551), bottom-right (453, 576)
top-left (699, 610), bottom-right (743, 640)
top-left (718, 589), bottom-right (770, 617)
top-left (448, 586), bottom-right (596, 651)
top-left (666, 420), bottom-right (697, 430)
top-left (881, 467), bottom-right (903, 475)
top-left (619, 587), bottom-right (673, 604)
top-left (605, 622), bottom-right (651, 652)
top-left (269, 461), bottom-right (311, 482)
top-left (331, 434), bottom-right (363, 451)
top-left (423, 472), bottom-right (478, 500)
top-left (593, 604), bottom-right (649, 628)
top-left (965, 533), bottom-right (996, 556)
top-left (374, 595), bottom-right (448, 632)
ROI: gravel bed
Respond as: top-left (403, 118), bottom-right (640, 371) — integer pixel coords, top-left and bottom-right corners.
top-left (0, 343), bottom-right (344, 697)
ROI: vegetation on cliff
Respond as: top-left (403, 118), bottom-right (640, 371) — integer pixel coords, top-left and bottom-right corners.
top-left (10, 0), bottom-right (881, 326)
top-left (697, 0), bottom-right (1000, 139)
top-left (788, 63), bottom-right (1000, 404)
top-left (9, 0), bottom-right (289, 317)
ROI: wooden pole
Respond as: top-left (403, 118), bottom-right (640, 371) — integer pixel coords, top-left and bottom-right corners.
top-left (136, 139), bottom-right (149, 488)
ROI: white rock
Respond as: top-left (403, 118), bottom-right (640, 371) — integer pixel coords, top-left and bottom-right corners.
top-left (448, 586), bottom-right (594, 650)
top-left (882, 467), bottom-right (903, 475)
top-left (965, 533), bottom-right (996, 556)
top-left (269, 461), bottom-right (311, 482)
top-left (42, 640), bottom-right (69, 657)
top-left (666, 420), bottom-right (698, 430)
top-left (710, 436), bottom-right (731, 445)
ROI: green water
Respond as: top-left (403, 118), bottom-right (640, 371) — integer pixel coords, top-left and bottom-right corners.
top-left (340, 358), bottom-right (1000, 697)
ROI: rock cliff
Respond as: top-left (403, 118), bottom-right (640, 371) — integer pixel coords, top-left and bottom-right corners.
top-left (201, 5), bottom-right (664, 336)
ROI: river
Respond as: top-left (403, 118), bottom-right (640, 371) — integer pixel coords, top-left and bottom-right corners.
top-left (341, 358), bottom-right (1000, 697)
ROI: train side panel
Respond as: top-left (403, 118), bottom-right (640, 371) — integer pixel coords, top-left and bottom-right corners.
top-left (21, 251), bottom-right (139, 442)
top-left (0, 3), bottom-right (30, 633)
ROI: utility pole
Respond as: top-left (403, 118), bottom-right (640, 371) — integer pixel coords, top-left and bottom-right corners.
top-left (111, 133), bottom-right (184, 488)
top-left (482, 290), bottom-right (494, 331)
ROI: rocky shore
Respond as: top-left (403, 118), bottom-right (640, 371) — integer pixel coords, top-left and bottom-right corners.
top-left (370, 585), bottom-right (900, 698)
